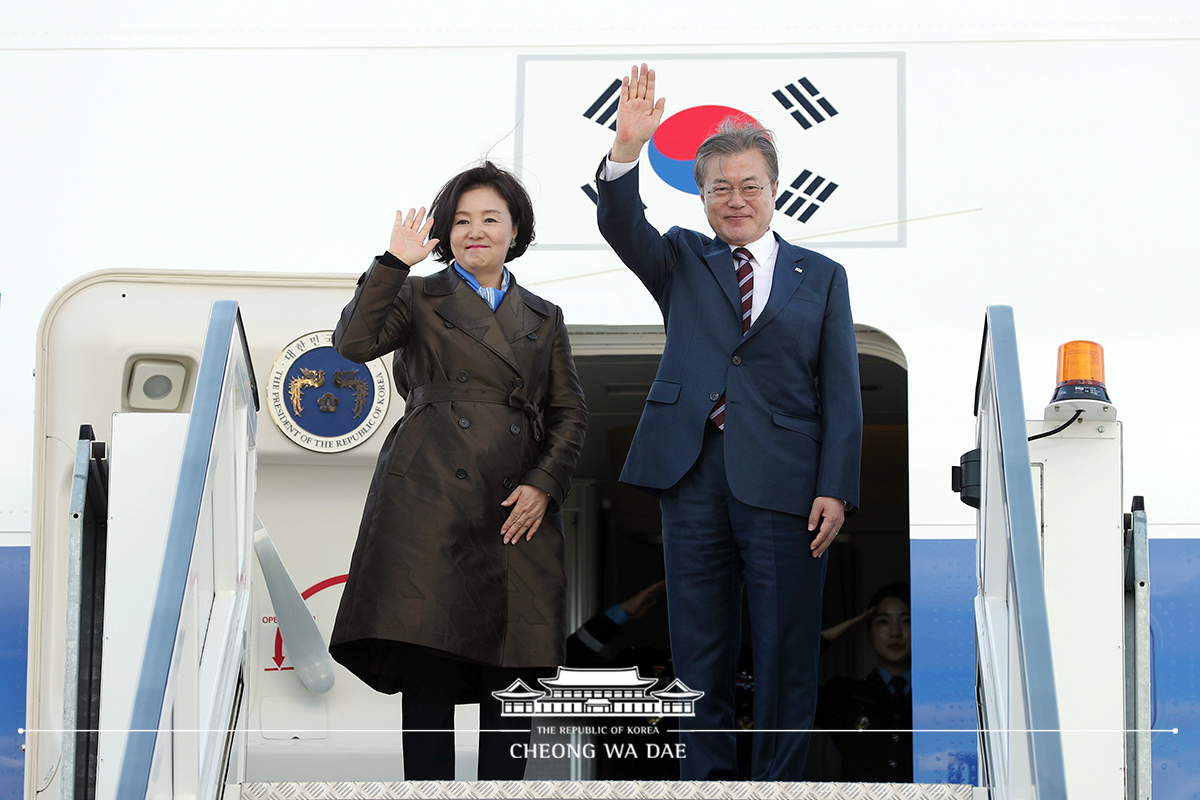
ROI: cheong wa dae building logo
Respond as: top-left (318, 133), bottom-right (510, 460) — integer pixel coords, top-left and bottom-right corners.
top-left (516, 53), bottom-right (905, 250)
top-left (492, 667), bottom-right (703, 717)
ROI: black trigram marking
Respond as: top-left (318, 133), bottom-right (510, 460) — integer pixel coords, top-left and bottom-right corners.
top-left (583, 79), bottom-right (622, 130)
top-left (775, 170), bottom-right (838, 223)
top-left (580, 181), bottom-right (646, 209)
top-left (772, 78), bottom-right (838, 130)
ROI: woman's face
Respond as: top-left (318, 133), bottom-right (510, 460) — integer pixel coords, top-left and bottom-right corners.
top-left (450, 185), bottom-right (518, 279)
top-left (869, 595), bottom-right (912, 672)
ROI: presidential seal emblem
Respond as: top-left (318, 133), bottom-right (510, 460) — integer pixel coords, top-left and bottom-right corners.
top-left (267, 331), bottom-right (390, 452)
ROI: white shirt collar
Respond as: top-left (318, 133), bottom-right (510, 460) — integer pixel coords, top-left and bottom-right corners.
top-left (729, 229), bottom-right (777, 268)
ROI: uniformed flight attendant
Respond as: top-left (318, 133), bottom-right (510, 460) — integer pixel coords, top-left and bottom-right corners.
top-left (329, 162), bottom-right (588, 780)
top-left (816, 582), bottom-right (913, 781)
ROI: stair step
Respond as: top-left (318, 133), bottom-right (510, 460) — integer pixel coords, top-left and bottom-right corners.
top-left (240, 780), bottom-right (979, 800)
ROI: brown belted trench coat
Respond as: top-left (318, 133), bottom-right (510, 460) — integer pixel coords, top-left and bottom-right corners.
top-left (328, 257), bottom-right (587, 693)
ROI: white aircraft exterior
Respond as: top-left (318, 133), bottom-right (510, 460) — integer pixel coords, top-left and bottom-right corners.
top-left (2, 2), bottom-right (1198, 798)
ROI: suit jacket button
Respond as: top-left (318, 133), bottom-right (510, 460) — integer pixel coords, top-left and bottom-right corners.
top-left (502, 477), bottom-right (514, 489)
top-left (512, 378), bottom-right (524, 389)
top-left (458, 418), bottom-right (471, 428)
top-left (892, 733), bottom-right (900, 742)
top-left (510, 424), bottom-right (521, 435)
top-left (444, 320), bottom-right (455, 328)
top-left (455, 468), bottom-right (468, 479)
top-left (527, 333), bottom-right (538, 340)
top-left (709, 392), bottom-right (720, 401)
top-left (731, 355), bottom-right (742, 365)
top-left (456, 371), bottom-right (468, 382)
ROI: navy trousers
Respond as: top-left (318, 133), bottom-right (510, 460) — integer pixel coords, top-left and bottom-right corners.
top-left (660, 427), bottom-right (827, 781)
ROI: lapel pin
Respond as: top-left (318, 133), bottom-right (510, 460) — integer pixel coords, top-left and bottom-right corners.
top-left (795, 267), bottom-right (803, 273)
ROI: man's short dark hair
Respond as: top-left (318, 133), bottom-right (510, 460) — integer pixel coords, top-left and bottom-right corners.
top-left (428, 161), bottom-right (536, 264)
top-left (693, 117), bottom-right (780, 190)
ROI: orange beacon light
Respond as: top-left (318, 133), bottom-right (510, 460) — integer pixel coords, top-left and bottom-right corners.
top-left (1051, 340), bottom-right (1111, 404)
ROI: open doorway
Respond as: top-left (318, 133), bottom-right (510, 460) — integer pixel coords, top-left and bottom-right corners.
top-left (819, 326), bottom-right (910, 681)
top-left (564, 326), bottom-right (670, 658)
top-left (806, 326), bottom-right (909, 780)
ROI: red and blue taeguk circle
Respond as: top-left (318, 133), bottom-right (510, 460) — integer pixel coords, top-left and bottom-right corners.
top-left (649, 106), bottom-right (760, 195)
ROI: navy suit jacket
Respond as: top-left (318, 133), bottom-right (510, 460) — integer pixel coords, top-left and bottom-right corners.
top-left (597, 163), bottom-right (862, 516)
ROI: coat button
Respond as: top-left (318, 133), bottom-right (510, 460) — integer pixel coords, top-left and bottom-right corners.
top-left (709, 392), bottom-right (720, 401)
top-left (502, 477), bottom-right (514, 489)
top-left (510, 423), bottom-right (521, 435)
top-left (455, 468), bottom-right (468, 479)
top-left (527, 333), bottom-right (537, 340)
top-left (444, 320), bottom-right (455, 328)
top-left (458, 418), bottom-right (470, 428)
top-left (888, 760), bottom-right (897, 769)
top-left (512, 378), bottom-right (524, 389)
top-left (731, 355), bottom-right (742, 365)
top-left (892, 733), bottom-right (900, 742)
top-left (456, 371), bottom-right (468, 382)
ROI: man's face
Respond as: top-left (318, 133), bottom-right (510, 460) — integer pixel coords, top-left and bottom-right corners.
top-left (869, 596), bottom-right (912, 673)
top-left (700, 149), bottom-right (779, 247)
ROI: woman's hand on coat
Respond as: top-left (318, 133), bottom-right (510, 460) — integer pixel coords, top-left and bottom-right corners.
top-left (500, 484), bottom-right (552, 544)
top-left (387, 207), bottom-right (439, 266)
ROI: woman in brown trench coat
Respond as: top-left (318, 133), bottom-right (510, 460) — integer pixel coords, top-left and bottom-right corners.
top-left (329, 163), bottom-right (587, 780)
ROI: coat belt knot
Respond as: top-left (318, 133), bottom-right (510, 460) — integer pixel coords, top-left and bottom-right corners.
top-left (512, 395), bottom-right (544, 442)
top-left (406, 381), bottom-right (544, 442)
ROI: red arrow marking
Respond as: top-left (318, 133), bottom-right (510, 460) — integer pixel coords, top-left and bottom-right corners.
top-left (272, 631), bottom-right (287, 668)
top-left (268, 574), bottom-right (349, 672)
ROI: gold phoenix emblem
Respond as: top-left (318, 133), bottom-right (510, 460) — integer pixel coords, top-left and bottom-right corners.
top-left (334, 369), bottom-right (370, 419)
top-left (288, 367), bottom-right (325, 415)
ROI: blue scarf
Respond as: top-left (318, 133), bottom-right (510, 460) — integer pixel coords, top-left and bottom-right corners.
top-left (454, 263), bottom-right (511, 312)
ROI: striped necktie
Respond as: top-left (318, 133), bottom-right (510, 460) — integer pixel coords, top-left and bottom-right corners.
top-left (709, 248), bottom-right (754, 431)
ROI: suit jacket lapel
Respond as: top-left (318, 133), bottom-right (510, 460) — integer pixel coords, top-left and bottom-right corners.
top-left (701, 240), bottom-right (742, 316)
top-left (428, 267), bottom-right (521, 373)
top-left (744, 236), bottom-right (807, 342)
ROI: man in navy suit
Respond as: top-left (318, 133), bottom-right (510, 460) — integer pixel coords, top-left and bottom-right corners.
top-left (596, 64), bottom-right (863, 781)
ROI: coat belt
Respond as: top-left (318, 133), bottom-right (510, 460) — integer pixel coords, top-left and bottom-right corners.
top-left (406, 383), bottom-right (544, 442)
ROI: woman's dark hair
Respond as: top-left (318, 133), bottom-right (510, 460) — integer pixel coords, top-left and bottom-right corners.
top-left (428, 161), bottom-right (536, 264)
top-left (867, 581), bottom-right (911, 614)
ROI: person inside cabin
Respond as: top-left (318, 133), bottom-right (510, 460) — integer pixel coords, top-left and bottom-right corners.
top-left (565, 579), bottom-right (680, 780)
top-left (815, 581), bottom-right (913, 782)
top-left (327, 162), bottom-right (588, 781)
top-left (594, 63), bottom-right (863, 780)
top-left (565, 579), bottom-right (666, 666)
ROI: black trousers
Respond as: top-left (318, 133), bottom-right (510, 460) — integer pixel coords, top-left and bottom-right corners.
top-left (400, 648), bottom-right (536, 780)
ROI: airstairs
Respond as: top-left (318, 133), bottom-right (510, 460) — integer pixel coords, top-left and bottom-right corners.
top-left (36, 302), bottom-right (1150, 800)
